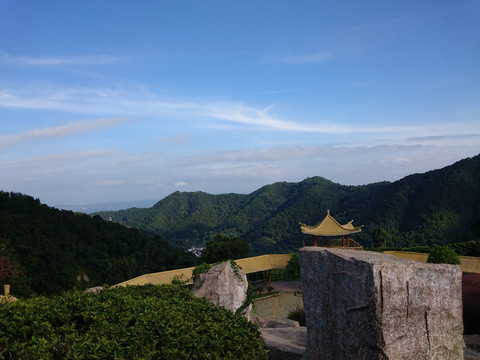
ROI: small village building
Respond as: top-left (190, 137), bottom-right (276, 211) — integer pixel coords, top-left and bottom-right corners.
top-left (299, 209), bottom-right (363, 249)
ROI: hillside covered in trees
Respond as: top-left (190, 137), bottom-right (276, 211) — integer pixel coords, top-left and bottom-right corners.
top-left (96, 154), bottom-right (480, 255)
top-left (0, 192), bottom-right (196, 296)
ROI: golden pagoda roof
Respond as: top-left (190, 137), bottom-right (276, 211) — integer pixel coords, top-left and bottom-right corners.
top-left (299, 210), bottom-right (363, 236)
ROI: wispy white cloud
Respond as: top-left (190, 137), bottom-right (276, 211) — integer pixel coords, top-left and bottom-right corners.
top-left (0, 86), bottom-right (203, 116)
top-left (272, 51), bottom-right (334, 65)
top-left (1, 137), bottom-right (477, 205)
top-left (0, 85), bottom-right (477, 141)
top-left (405, 134), bottom-right (480, 142)
top-left (173, 181), bottom-right (188, 188)
top-left (1, 149), bottom-right (121, 175)
top-left (204, 102), bottom-right (457, 137)
top-left (0, 117), bottom-right (133, 147)
top-left (0, 52), bottom-right (125, 66)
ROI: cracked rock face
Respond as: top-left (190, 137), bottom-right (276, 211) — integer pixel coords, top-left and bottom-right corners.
top-left (299, 248), bottom-right (464, 360)
top-left (192, 261), bottom-right (251, 319)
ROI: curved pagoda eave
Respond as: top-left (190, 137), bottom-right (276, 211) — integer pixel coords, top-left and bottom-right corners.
top-left (299, 210), bottom-right (363, 237)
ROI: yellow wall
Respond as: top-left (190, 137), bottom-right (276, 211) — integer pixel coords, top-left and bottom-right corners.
top-left (114, 254), bottom-right (293, 287)
top-left (115, 250), bottom-right (480, 288)
top-left (384, 251), bottom-right (480, 273)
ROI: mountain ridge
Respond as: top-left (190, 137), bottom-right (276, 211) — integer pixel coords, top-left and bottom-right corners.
top-left (94, 154), bottom-right (480, 254)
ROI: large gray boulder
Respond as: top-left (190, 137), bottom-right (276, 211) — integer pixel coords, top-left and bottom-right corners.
top-left (299, 247), bottom-right (464, 360)
top-left (192, 261), bottom-right (251, 319)
top-left (260, 327), bottom-right (307, 360)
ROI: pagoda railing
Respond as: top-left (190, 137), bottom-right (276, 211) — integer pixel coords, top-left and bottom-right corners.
top-left (302, 237), bottom-right (363, 250)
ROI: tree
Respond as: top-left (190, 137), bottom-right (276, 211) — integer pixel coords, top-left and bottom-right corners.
top-left (0, 255), bottom-right (23, 286)
top-left (427, 246), bottom-right (460, 265)
top-left (199, 234), bottom-right (250, 264)
top-left (285, 253), bottom-right (300, 280)
top-left (372, 227), bottom-right (392, 248)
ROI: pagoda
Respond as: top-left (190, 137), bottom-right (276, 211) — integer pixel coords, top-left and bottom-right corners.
top-left (299, 209), bottom-right (363, 249)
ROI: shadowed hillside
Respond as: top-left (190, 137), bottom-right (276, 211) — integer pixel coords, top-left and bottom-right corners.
top-left (0, 192), bottom-right (196, 295)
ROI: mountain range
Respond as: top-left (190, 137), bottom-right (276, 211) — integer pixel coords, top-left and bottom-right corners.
top-left (94, 154), bottom-right (480, 255)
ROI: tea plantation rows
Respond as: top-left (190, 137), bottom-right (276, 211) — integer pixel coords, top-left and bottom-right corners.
top-left (0, 284), bottom-right (267, 359)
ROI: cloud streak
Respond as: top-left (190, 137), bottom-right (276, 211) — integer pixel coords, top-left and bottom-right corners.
top-left (0, 117), bottom-right (133, 147)
top-left (0, 84), bottom-right (473, 141)
top-left (0, 52), bottom-right (125, 66)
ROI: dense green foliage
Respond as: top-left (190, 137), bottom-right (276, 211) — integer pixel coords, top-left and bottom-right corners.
top-left (372, 227), bottom-right (392, 248)
top-left (448, 240), bottom-right (480, 257)
top-left (199, 234), bottom-right (250, 264)
top-left (285, 253), bottom-right (300, 280)
top-left (368, 241), bottom-right (480, 258)
top-left (0, 192), bottom-right (196, 296)
top-left (427, 246), bottom-right (461, 265)
top-left (95, 155), bottom-right (480, 254)
top-left (0, 284), bottom-right (267, 359)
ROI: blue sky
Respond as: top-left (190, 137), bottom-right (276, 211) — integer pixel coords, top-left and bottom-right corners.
top-left (1, 1), bottom-right (479, 207)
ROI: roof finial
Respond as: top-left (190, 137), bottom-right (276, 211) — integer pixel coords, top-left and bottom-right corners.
top-left (327, 209), bottom-right (330, 215)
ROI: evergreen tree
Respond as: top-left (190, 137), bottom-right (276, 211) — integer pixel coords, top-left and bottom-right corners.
top-left (199, 234), bottom-right (250, 263)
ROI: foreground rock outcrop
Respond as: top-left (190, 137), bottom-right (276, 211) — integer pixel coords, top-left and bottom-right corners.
top-left (260, 327), bottom-right (307, 360)
top-left (192, 261), bottom-right (251, 319)
top-left (299, 247), bottom-right (464, 360)
top-left (255, 318), bottom-right (305, 360)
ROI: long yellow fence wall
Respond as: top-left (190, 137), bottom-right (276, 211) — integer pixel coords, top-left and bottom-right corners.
top-left (115, 251), bottom-right (480, 288)
top-left (114, 266), bottom-right (196, 287)
top-left (384, 251), bottom-right (480, 273)
top-left (114, 254), bottom-right (293, 288)
top-left (234, 254), bottom-right (293, 274)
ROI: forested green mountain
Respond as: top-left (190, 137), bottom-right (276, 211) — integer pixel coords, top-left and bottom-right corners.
top-left (95, 154), bottom-right (480, 254)
top-left (0, 192), bottom-right (196, 296)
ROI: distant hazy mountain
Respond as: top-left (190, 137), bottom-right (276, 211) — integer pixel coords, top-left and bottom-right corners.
top-left (94, 154), bottom-right (480, 254)
top-left (55, 199), bottom-right (157, 213)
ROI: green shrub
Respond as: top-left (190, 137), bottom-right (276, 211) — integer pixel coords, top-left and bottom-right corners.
top-left (427, 246), bottom-right (461, 265)
top-left (285, 253), bottom-right (301, 280)
top-left (287, 306), bottom-right (306, 326)
top-left (192, 262), bottom-right (212, 279)
top-left (0, 284), bottom-right (267, 359)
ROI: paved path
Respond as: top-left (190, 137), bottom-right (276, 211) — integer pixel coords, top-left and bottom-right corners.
top-left (252, 281), bottom-right (303, 320)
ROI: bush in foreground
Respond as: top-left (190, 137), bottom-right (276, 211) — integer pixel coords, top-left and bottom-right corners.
top-left (287, 306), bottom-right (306, 326)
top-left (0, 284), bottom-right (267, 359)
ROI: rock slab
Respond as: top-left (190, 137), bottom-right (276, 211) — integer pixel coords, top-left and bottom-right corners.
top-left (299, 247), bottom-right (464, 360)
top-left (192, 261), bottom-right (251, 319)
top-left (260, 327), bottom-right (307, 360)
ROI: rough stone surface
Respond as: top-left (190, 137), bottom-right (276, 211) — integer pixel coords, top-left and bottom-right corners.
top-left (84, 286), bottom-right (104, 293)
top-left (463, 334), bottom-right (480, 360)
top-left (463, 335), bottom-right (480, 353)
top-left (260, 327), bottom-right (307, 360)
top-left (299, 247), bottom-right (464, 360)
top-left (256, 318), bottom-right (300, 328)
top-left (192, 261), bottom-right (251, 319)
